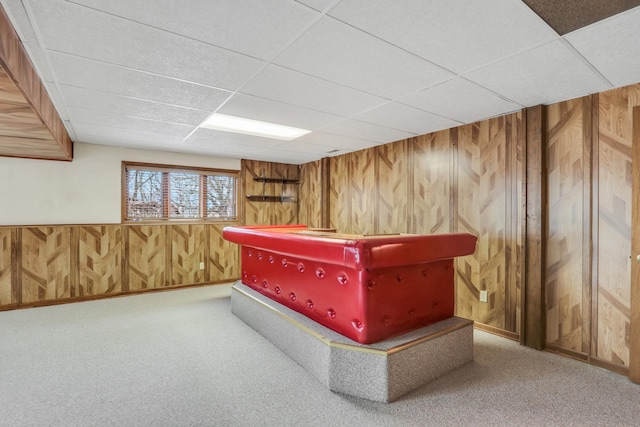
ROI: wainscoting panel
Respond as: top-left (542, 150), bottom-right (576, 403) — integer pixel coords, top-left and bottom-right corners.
top-left (455, 117), bottom-right (509, 329)
top-left (411, 130), bottom-right (452, 235)
top-left (126, 225), bottom-right (167, 291)
top-left (545, 98), bottom-right (589, 354)
top-left (171, 224), bottom-right (206, 286)
top-left (21, 227), bottom-right (71, 303)
top-left (0, 228), bottom-right (11, 305)
top-left (595, 85), bottom-right (637, 367)
top-left (376, 140), bottom-right (409, 234)
top-left (209, 224), bottom-right (239, 282)
top-left (78, 225), bottom-right (122, 296)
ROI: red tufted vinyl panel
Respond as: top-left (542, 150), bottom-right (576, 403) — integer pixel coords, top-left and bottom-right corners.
top-left (224, 225), bottom-right (477, 344)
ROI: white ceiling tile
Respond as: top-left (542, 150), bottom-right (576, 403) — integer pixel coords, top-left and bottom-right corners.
top-left (244, 149), bottom-right (320, 165)
top-left (275, 17), bottom-right (454, 99)
top-left (271, 141), bottom-right (347, 156)
top-left (294, 0), bottom-right (337, 13)
top-left (352, 102), bottom-right (461, 135)
top-left (1, 0), bottom-right (38, 44)
top-left (71, 0), bottom-right (320, 61)
top-left (67, 107), bottom-right (195, 138)
top-left (329, 0), bottom-right (559, 74)
top-left (28, 0), bottom-right (265, 90)
top-left (399, 78), bottom-right (523, 123)
top-left (218, 93), bottom-right (343, 130)
top-left (464, 40), bottom-right (612, 107)
top-left (296, 132), bottom-right (380, 150)
top-left (74, 123), bottom-right (186, 146)
top-left (186, 128), bottom-right (284, 149)
top-left (320, 119), bottom-right (415, 143)
top-left (241, 64), bottom-right (387, 117)
top-left (48, 52), bottom-right (232, 111)
top-left (565, 7), bottom-right (640, 87)
top-left (61, 86), bottom-right (210, 126)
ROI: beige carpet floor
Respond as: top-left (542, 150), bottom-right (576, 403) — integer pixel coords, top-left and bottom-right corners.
top-left (1, 283), bottom-right (639, 426)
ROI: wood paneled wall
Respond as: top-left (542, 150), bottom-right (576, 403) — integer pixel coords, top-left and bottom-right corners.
top-left (545, 97), bottom-right (592, 356)
top-left (0, 223), bottom-right (239, 310)
top-left (323, 113), bottom-right (524, 335)
top-left (595, 85), bottom-right (637, 367)
top-left (298, 158), bottom-right (329, 229)
top-left (299, 85), bottom-right (639, 373)
top-left (456, 115), bottom-right (523, 333)
top-left (242, 159), bottom-right (299, 226)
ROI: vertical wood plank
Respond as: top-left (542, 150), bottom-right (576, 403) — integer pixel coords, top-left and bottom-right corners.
top-left (411, 130), bottom-right (451, 235)
top-left (350, 149), bottom-right (376, 235)
top-left (298, 159), bottom-right (323, 228)
top-left (596, 86), bottom-right (635, 367)
top-left (127, 225), bottom-right (166, 291)
top-left (11, 228), bottom-right (20, 304)
top-left (455, 118), bottom-right (508, 328)
top-left (20, 227), bottom-right (71, 303)
top-left (524, 105), bottom-right (547, 350)
top-left (171, 224), bottom-right (205, 286)
top-left (78, 225), bottom-right (122, 296)
top-left (544, 98), bottom-right (586, 354)
top-left (581, 95), bottom-right (594, 356)
top-left (629, 106), bottom-right (640, 382)
top-left (330, 154), bottom-right (351, 233)
top-left (0, 228), bottom-right (11, 305)
top-left (590, 94), bottom-right (600, 359)
top-left (243, 159), bottom-right (273, 225)
top-left (69, 226), bottom-right (79, 298)
top-left (321, 157), bottom-right (331, 229)
top-left (272, 162), bottom-right (299, 225)
top-left (209, 224), bottom-right (240, 282)
top-left (376, 140), bottom-right (409, 234)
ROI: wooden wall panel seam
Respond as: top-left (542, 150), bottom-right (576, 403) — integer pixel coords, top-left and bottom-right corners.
top-left (630, 106), bottom-right (640, 382)
top-left (590, 94), bottom-right (600, 359)
top-left (523, 105), bottom-right (547, 350)
top-left (581, 95), bottom-right (594, 357)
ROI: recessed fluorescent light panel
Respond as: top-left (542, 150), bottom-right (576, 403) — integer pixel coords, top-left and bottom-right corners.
top-left (202, 113), bottom-right (311, 140)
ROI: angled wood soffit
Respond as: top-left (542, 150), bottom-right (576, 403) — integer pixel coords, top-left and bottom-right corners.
top-left (0, 4), bottom-right (72, 161)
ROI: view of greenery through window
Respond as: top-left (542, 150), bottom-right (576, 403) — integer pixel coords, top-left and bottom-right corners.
top-left (124, 163), bottom-right (238, 221)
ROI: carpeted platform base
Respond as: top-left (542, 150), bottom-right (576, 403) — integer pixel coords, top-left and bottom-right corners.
top-left (231, 281), bottom-right (474, 402)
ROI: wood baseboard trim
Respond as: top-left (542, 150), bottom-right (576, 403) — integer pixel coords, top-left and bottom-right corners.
top-left (1, 278), bottom-right (239, 312)
top-left (545, 343), bottom-right (589, 362)
top-left (473, 322), bottom-right (520, 341)
top-left (589, 356), bottom-right (629, 376)
top-left (545, 344), bottom-right (629, 376)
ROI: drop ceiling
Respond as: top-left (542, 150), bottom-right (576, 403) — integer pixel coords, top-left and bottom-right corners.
top-left (2, 0), bottom-right (640, 165)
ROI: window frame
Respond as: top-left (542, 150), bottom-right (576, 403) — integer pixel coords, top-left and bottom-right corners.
top-left (121, 161), bottom-right (241, 223)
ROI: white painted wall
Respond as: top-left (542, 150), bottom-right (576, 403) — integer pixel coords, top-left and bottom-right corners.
top-left (0, 142), bottom-right (241, 225)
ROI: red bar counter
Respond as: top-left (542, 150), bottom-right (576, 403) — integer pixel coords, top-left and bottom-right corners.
top-left (223, 225), bottom-right (477, 344)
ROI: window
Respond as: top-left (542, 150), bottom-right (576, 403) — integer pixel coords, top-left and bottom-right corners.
top-left (123, 162), bottom-right (239, 222)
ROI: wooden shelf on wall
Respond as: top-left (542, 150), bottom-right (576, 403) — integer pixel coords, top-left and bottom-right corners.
top-left (253, 177), bottom-right (299, 184)
top-left (246, 195), bottom-right (295, 202)
top-left (246, 176), bottom-right (299, 202)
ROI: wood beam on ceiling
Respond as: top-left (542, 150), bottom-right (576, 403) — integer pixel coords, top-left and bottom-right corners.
top-left (0, 3), bottom-right (73, 161)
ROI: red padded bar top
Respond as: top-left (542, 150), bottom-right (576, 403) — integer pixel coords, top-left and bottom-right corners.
top-left (223, 225), bottom-right (477, 271)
